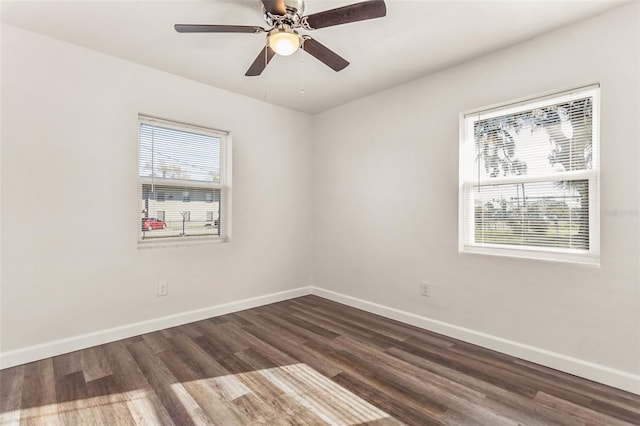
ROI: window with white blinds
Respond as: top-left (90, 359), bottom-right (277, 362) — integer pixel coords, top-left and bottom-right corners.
top-left (459, 85), bottom-right (600, 264)
top-left (138, 115), bottom-right (230, 245)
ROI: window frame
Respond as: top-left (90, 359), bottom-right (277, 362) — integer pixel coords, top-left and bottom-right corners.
top-left (137, 114), bottom-right (232, 248)
top-left (458, 85), bottom-right (600, 265)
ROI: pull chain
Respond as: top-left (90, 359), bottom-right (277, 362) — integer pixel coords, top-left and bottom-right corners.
top-left (300, 41), bottom-right (305, 97)
top-left (264, 41), bottom-right (269, 101)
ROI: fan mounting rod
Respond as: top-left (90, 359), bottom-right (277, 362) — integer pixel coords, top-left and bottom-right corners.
top-left (263, 0), bottom-right (306, 25)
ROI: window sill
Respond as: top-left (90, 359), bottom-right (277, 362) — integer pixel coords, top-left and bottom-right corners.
top-left (138, 236), bottom-right (229, 250)
top-left (460, 244), bottom-right (600, 267)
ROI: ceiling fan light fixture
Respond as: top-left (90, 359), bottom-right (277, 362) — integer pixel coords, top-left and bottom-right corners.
top-left (176, 0), bottom-right (388, 76)
top-left (268, 29), bottom-right (301, 56)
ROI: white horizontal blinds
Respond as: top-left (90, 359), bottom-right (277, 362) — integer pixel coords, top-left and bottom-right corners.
top-left (139, 116), bottom-right (224, 241)
top-left (472, 95), bottom-right (596, 180)
top-left (470, 180), bottom-right (589, 250)
top-left (462, 86), bottom-right (598, 255)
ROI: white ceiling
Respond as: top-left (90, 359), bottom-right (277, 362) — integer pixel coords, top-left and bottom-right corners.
top-left (1, 0), bottom-right (627, 114)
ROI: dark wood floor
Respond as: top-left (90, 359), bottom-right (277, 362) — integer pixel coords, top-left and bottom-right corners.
top-left (1, 295), bottom-right (639, 425)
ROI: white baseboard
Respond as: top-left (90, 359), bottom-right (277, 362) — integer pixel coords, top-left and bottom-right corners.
top-left (3, 285), bottom-right (638, 396)
top-left (311, 287), bottom-right (640, 396)
top-left (0, 286), bottom-right (312, 369)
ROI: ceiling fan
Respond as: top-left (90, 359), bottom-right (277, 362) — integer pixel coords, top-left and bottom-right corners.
top-left (175, 0), bottom-right (387, 76)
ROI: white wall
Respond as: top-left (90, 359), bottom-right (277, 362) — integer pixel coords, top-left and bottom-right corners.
top-left (2, 3), bottom-right (639, 393)
top-left (1, 25), bottom-right (312, 355)
top-left (312, 2), bottom-right (639, 381)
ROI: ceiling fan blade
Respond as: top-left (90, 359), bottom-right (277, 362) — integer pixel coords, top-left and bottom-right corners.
top-left (302, 38), bottom-right (349, 72)
top-left (304, 0), bottom-right (386, 30)
top-left (262, 0), bottom-right (286, 15)
top-left (245, 45), bottom-right (277, 76)
top-left (174, 24), bottom-right (265, 34)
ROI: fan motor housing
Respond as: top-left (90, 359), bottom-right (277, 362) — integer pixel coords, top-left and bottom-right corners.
top-left (284, 0), bottom-right (305, 16)
top-left (264, 0), bottom-right (305, 23)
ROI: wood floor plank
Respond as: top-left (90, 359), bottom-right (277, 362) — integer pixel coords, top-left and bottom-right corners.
top-left (126, 340), bottom-right (212, 425)
top-left (291, 298), bottom-right (415, 343)
top-left (242, 322), bottom-right (343, 378)
top-left (166, 333), bottom-right (229, 379)
top-left (481, 394), bottom-right (585, 426)
top-left (264, 392), bottom-right (328, 425)
top-left (232, 366), bottom-right (286, 406)
top-left (155, 349), bottom-right (201, 384)
top-left (80, 345), bottom-right (113, 382)
top-left (156, 346), bottom-right (249, 415)
top-left (141, 331), bottom-right (174, 354)
top-left (195, 320), bottom-right (250, 354)
top-left (286, 302), bottom-right (379, 340)
top-left (234, 347), bottom-right (280, 372)
top-left (265, 303), bottom-right (342, 340)
top-left (295, 295), bottom-right (420, 340)
top-left (341, 335), bottom-right (483, 399)
top-left (215, 353), bottom-right (256, 378)
top-left (218, 321), bottom-right (301, 367)
top-left (228, 392), bottom-right (276, 424)
top-left (535, 391), bottom-right (635, 426)
top-left (589, 398), bottom-right (640, 425)
top-left (176, 323), bottom-right (205, 339)
top-left (220, 322), bottom-right (301, 367)
top-left (446, 340), bottom-right (599, 408)
top-left (333, 371), bottom-right (442, 425)
top-left (124, 392), bottom-right (176, 426)
top-left (386, 346), bottom-right (585, 426)
top-left (323, 340), bottom-right (451, 416)
top-left (85, 375), bottom-right (136, 426)
top-left (513, 359), bottom-right (640, 420)
top-left (181, 379), bottom-right (246, 424)
top-left (19, 359), bottom-right (58, 425)
top-left (392, 336), bottom-right (541, 398)
top-left (0, 365), bottom-right (24, 425)
top-left (102, 341), bottom-right (175, 426)
top-left (297, 338), bottom-right (448, 422)
top-left (54, 370), bottom-right (96, 425)
top-left (258, 311), bottom-right (336, 345)
top-left (51, 351), bottom-right (82, 378)
top-left (191, 335), bottom-right (229, 361)
top-left (2, 295), bottom-right (639, 425)
top-left (54, 370), bottom-right (87, 404)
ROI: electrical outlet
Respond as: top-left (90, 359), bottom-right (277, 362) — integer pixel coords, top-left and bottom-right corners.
top-left (420, 282), bottom-right (430, 297)
top-left (158, 281), bottom-right (168, 297)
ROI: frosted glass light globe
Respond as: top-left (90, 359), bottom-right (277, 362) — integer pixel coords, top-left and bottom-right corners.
top-left (269, 31), bottom-right (300, 56)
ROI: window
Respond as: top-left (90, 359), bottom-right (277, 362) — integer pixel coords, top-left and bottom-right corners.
top-left (206, 211), bottom-right (214, 222)
top-left (459, 85), bottom-right (599, 264)
top-left (139, 115), bottom-right (230, 244)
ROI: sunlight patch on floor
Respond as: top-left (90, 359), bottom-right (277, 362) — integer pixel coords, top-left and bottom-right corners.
top-left (173, 363), bottom-right (392, 425)
top-left (0, 389), bottom-right (152, 426)
top-left (1, 364), bottom-right (391, 425)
